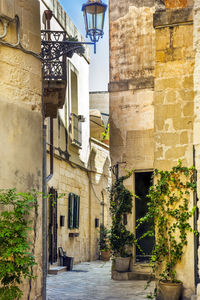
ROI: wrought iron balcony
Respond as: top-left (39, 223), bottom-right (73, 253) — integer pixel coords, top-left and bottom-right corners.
top-left (41, 30), bottom-right (85, 81)
top-left (41, 30), bottom-right (66, 82)
top-left (41, 30), bottom-right (85, 118)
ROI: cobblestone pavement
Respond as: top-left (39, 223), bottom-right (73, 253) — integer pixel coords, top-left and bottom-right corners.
top-left (47, 260), bottom-right (155, 300)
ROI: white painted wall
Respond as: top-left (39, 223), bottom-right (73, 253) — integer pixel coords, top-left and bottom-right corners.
top-left (40, 0), bottom-right (90, 165)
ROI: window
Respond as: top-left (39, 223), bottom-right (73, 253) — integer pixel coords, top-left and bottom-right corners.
top-left (69, 67), bottom-right (83, 147)
top-left (71, 70), bottom-right (78, 115)
top-left (71, 113), bottom-right (82, 146)
top-left (68, 193), bottom-right (80, 229)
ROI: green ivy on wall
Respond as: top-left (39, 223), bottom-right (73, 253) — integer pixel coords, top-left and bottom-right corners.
top-left (109, 170), bottom-right (136, 257)
top-left (0, 189), bottom-right (38, 300)
top-left (137, 160), bottom-right (198, 285)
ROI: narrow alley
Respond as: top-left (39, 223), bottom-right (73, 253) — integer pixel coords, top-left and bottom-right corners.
top-left (47, 260), bottom-right (154, 300)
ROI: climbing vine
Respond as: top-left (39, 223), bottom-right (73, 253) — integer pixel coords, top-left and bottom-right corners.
top-left (137, 160), bottom-right (197, 285)
top-left (109, 170), bottom-right (135, 257)
top-left (0, 189), bottom-right (38, 300)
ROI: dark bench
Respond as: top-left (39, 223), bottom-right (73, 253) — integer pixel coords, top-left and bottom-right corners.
top-left (58, 247), bottom-right (74, 271)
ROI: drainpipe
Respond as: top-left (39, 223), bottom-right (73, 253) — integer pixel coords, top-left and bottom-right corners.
top-left (44, 10), bottom-right (54, 182)
top-left (42, 121), bottom-right (47, 300)
top-left (88, 170), bottom-right (92, 261)
top-left (47, 117), bottom-right (54, 182)
top-left (42, 10), bottom-right (53, 300)
top-left (193, 146), bottom-right (200, 291)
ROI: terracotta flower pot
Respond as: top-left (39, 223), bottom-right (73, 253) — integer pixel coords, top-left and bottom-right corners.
top-left (114, 257), bottom-right (131, 272)
top-left (159, 280), bottom-right (183, 300)
top-left (100, 250), bottom-right (110, 261)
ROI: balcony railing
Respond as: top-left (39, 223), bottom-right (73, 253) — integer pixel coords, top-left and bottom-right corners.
top-left (41, 30), bottom-right (85, 118)
top-left (41, 30), bottom-right (85, 81)
top-left (41, 30), bottom-right (67, 81)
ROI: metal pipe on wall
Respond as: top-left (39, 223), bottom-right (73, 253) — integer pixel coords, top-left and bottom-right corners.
top-left (193, 145), bottom-right (200, 290)
top-left (42, 11), bottom-right (53, 299)
top-left (44, 10), bottom-right (54, 183)
top-left (42, 123), bottom-right (47, 300)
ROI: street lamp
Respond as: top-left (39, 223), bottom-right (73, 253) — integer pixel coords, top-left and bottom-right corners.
top-left (82, 0), bottom-right (107, 53)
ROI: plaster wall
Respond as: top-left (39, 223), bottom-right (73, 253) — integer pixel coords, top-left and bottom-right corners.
top-left (40, 0), bottom-right (90, 166)
top-left (0, 0), bottom-right (42, 299)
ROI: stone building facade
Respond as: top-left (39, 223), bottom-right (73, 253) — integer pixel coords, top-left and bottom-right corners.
top-left (109, 0), bottom-right (200, 298)
top-left (0, 0), bottom-right (43, 299)
top-left (40, 0), bottom-right (111, 266)
top-left (0, 0), bottom-right (111, 298)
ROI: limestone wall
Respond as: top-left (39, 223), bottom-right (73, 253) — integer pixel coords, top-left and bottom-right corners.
top-left (154, 5), bottom-right (195, 297)
top-left (193, 0), bottom-right (200, 298)
top-left (0, 0), bottom-right (43, 299)
top-left (47, 133), bottom-right (111, 263)
top-left (109, 0), bottom-right (199, 298)
top-left (154, 7), bottom-right (194, 169)
top-left (109, 0), bottom-right (155, 171)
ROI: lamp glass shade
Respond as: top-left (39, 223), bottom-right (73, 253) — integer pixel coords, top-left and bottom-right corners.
top-left (82, 1), bottom-right (107, 43)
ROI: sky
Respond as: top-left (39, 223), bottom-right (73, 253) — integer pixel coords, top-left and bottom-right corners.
top-left (58, 0), bottom-right (109, 92)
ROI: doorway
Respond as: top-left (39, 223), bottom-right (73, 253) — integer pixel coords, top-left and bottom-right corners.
top-left (48, 187), bottom-right (58, 264)
top-left (135, 172), bottom-right (154, 262)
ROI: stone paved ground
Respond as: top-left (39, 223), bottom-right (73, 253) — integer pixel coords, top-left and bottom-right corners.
top-left (47, 260), bottom-right (155, 300)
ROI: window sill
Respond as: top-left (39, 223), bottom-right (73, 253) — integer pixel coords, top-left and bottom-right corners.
top-left (71, 140), bottom-right (82, 149)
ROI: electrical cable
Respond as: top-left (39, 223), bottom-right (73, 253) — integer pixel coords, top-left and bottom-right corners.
top-left (0, 15), bottom-right (42, 61)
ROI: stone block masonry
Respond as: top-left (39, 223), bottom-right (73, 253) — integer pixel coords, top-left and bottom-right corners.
top-left (109, 0), bottom-right (200, 298)
top-left (154, 5), bottom-right (195, 299)
top-left (0, 0), bottom-right (43, 299)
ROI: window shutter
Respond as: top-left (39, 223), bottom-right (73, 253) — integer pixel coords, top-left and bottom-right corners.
top-left (73, 195), bottom-right (80, 229)
top-left (68, 193), bottom-right (74, 229)
top-left (77, 196), bottom-right (80, 228)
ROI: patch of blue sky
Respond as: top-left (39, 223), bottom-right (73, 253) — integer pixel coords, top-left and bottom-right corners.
top-left (58, 0), bottom-right (109, 91)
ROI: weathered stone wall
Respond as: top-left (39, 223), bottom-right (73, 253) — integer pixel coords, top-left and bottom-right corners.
top-left (0, 0), bottom-right (42, 299)
top-left (47, 119), bottom-right (111, 263)
top-left (153, 4), bottom-right (195, 299)
top-left (109, 0), bottom-right (199, 297)
top-left (154, 8), bottom-right (194, 170)
top-left (109, 0), bottom-right (155, 170)
top-left (193, 0), bottom-right (200, 298)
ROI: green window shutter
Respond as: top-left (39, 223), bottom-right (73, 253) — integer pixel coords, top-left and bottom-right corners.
top-left (68, 193), bottom-right (74, 229)
top-left (77, 196), bottom-right (80, 228)
top-left (73, 195), bottom-right (80, 229)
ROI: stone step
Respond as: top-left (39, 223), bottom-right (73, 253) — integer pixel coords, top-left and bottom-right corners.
top-left (48, 266), bottom-right (67, 275)
top-left (112, 270), bottom-right (154, 281)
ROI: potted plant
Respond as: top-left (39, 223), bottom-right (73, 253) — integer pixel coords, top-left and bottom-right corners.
top-left (99, 225), bottom-right (110, 261)
top-left (109, 170), bottom-right (135, 272)
top-left (137, 160), bottom-right (197, 300)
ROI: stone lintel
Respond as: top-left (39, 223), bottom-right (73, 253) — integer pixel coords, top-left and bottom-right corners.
top-left (108, 76), bottom-right (154, 93)
top-left (153, 7), bottom-right (193, 28)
